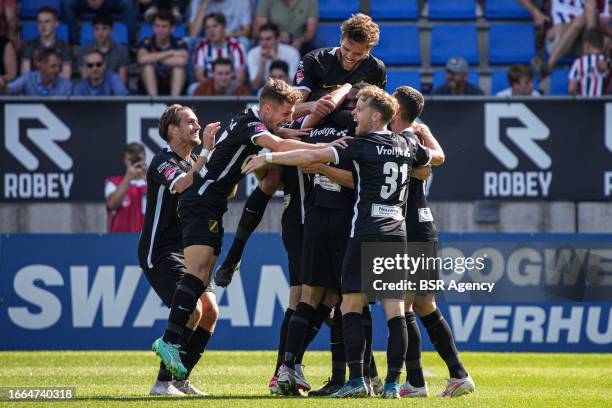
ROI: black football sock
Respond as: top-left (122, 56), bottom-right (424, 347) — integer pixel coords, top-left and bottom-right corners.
top-left (223, 187), bottom-right (272, 266)
top-left (157, 362), bottom-right (173, 382)
top-left (295, 303), bottom-right (332, 365)
top-left (385, 316), bottom-right (407, 385)
top-left (330, 306), bottom-right (346, 384)
top-left (163, 273), bottom-right (205, 345)
top-left (275, 308), bottom-right (294, 376)
top-left (182, 326), bottom-right (212, 378)
top-left (421, 308), bottom-right (467, 379)
top-left (369, 354), bottom-right (379, 378)
top-left (362, 307), bottom-right (373, 379)
top-left (343, 312), bottom-right (365, 380)
top-left (283, 302), bottom-right (315, 369)
top-left (405, 311), bottom-right (425, 387)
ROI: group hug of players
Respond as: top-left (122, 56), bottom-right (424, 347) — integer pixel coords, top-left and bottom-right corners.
top-left (137, 13), bottom-right (475, 399)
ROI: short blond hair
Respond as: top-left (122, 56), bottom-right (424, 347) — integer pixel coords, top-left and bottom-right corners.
top-left (259, 78), bottom-right (302, 106)
top-left (357, 86), bottom-right (399, 124)
top-left (341, 13), bottom-right (380, 50)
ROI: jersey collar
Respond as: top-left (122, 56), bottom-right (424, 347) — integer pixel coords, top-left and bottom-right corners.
top-left (251, 105), bottom-right (261, 119)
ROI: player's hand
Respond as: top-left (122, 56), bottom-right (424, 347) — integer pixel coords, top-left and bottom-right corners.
top-left (202, 121), bottom-right (221, 150)
top-left (300, 163), bottom-right (325, 174)
top-left (274, 127), bottom-right (312, 140)
top-left (411, 123), bottom-right (432, 138)
top-left (242, 155), bottom-right (267, 174)
top-left (411, 165), bottom-right (432, 181)
top-left (327, 136), bottom-right (352, 149)
top-left (312, 95), bottom-right (336, 117)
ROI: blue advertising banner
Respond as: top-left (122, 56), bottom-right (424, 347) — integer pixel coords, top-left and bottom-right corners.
top-left (1, 233), bottom-right (611, 352)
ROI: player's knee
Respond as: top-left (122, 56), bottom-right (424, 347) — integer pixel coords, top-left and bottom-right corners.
top-left (413, 298), bottom-right (437, 316)
top-left (191, 300), bottom-right (203, 323)
top-left (300, 286), bottom-right (323, 306)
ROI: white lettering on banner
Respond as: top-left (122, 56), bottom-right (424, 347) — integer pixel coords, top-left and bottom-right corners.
top-left (70, 266), bottom-right (141, 328)
top-left (448, 306), bottom-right (482, 342)
top-left (5, 104), bottom-right (72, 171)
top-left (480, 306), bottom-right (512, 342)
top-left (587, 307), bottom-right (612, 344)
top-left (544, 249), bottom-right (586, 285)
top-left (133, 288), bottom-right (168, 327)
top-left (484, 103), bottom-right (551, 169)
top-left (546, 306), bottom-right (583, 343)
top-left (605, 103), bottom-right (612, 153)
top-left (586, 249), bottom-right (612, 286)
top-left (483, 171), bottom-right (552, 197)
top-left (126, 104), bottom-right (168, 165)
top-left (216, 271), bottom-right (250, 326)
top-left (511, 306), bottom-right (546, 343)
top-left (605, 172), bottom-right (612, 197)
top-left (253, 266), bottom-right (290, 327)
top-left (507, 248), bottom-right (542, 286)
top-left (7, 265), bottom-right (64, 329)
top-left (4, 173), bottom-right (74, 199)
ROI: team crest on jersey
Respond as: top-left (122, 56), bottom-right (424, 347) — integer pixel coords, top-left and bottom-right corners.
top-left (295, 70), bottom-right (304, 84)
top-left (164, 166), bottom-right (177, 181)
top-left (209, 220), bottom-right (219, 233)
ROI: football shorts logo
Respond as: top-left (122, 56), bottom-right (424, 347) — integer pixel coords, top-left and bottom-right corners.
top-left (295, 70), bottom-right (304, 84)
top-left (163, 166), bottom-right (176, 180)
top-left (209, 220), bottom-right (219, 233)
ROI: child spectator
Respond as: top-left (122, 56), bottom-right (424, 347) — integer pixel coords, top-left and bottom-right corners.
top-left (496, 64), bottom-right (541, 96)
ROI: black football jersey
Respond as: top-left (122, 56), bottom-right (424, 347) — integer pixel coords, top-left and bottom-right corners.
top-left (282, 116), bottom-right (309, 226)
top-left (138, 146), bottom-right (197, 269)
top-left (179, 106), bottom-right (269, 218)
top-left (293, 47), bottom-right (386, 100)
top-left (332, 131), bottom-right (431, 238)
top-left (305, 109), bottom-right (356, 211)
top-left (400, 129), bottom-right (438, 242)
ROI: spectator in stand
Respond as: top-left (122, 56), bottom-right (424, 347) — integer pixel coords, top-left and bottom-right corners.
top-left (254, 0), bottom-right (319, 55)
top-left (105, 142), bottom-right (147, 233)
top-left (22, 7), bottom-right (72, 79)
top-left (255, 59), bottom-right (290, 95)
top-left (520, 0), bottom-right (611, 72)
top-left (61, 0), bottom-right (137, 46)
top-left (247, 22), bottom-right (300, 90)
top-left (0, 35), bottom-right (16, 83)
top-left (569, 28), bottom-right (609, 96)
top-left (192, 12), bottom-right (246, 85)
top-left (189, 0), bottom-right (251, 47)
top-left (137, 10), bottom-right (189, 96)
top-left (193, 57), bottom-right (249, 95)
top-left (142, 0), bottom-right (188, 23)
top-left (0, 0), bottom-right (17, 44)
top-left (496, 64), bottom-right (541, 96)
top-left (0, 49), bottom-right (72, 95)
top-left (432, 57), bottom-right (484, 96)
top-left (74, 50), bottom-right (129, 95)
top-left (78, 14), bottom-right (129, 85)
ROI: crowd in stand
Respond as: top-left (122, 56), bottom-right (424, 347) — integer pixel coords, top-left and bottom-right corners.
top-left (0, 0), bottom-right (610, 97)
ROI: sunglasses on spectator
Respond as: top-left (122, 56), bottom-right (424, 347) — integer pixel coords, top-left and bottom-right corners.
top-left (86, 62), bottom-right (104, 68)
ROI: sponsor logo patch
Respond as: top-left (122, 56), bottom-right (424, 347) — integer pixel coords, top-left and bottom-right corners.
top-left (371, 204), bottom-right (404, 221)
top-left (163, 166), bottom-right (176, 181)
top-left (296, 70), bottom-right (304, 84)
top-left (418, 207), bottom-right (434, 222)
top-left (255, 124), bottom-right (268, 134)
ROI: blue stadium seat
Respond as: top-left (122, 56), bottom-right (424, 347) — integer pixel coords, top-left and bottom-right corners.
top-left (80, 22), bottom-right (129, 45)
top-left (371, 0), bottom-right (418, 21)
top-left (377, 25), bottom-right (420, 66)
top-left (488, 25), bottom-right (535, 64)
top-left (551, 68), bottom-right (569, 95)
top-left (430, 25), bottom-right (478, 65)
top-left (139, 24), bottom-right (187, 41)
top-left (491, 70), bottom-right (509, 94)
top-left (315, 24), bottom-right (340, 48)
top-left (20, 0), bottom-right (61, 19)
top-left (485, 0), bottom-right (532, 20)
top-left (318, 0), bottom-right (359, 21)
top-left (429, 0), bottom-right (476, 20)
top-left (385, 70), bottom-right (421, 92)
top-left (432, 70), bottom-right (480, 89)
top-left (21, 22), bottom-right (69, 42)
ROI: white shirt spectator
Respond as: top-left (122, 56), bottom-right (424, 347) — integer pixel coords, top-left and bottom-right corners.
top-left (190, 0), bottom-right (251, 34)
top-left (551, 0), bottom-right (609, 25)
top-left (496, 87), bottom-right (541, 96)
top-left (247, 43), bottom-right (300, 82)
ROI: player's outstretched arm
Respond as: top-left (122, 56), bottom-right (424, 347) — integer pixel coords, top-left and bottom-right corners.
top-left (411, 165), bottom-right (432, 181)
top-left (242, 148), bottom-right (337, 174)
top-left (301, 164), bottom-right (354, 189)
top-left (413, 123), bottom-right (445, 166)
top-left (256, 132), bottom-right (350, 152)
top-left (302, 83), bottom-right (352, 129)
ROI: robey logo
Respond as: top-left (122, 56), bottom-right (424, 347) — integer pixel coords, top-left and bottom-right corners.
top-left (483, 103), bottom-right (552, 197)
top-left (125, 103), bottom-right (168, 164)
top-left (4, 104), bottom-right (74, 199)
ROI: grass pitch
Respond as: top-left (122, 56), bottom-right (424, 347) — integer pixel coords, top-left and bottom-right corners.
top-left (1, 351), bottom-right (611, 407)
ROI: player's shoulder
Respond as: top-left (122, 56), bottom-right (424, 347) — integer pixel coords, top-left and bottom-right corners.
top-left (366, 53), bottom-right (386, 71)
top-left (303, 47), bottom-right (336, 64)
top-left (231, 106), bottom-right (269, 134)
top-left (399, 129), bottom-right (419, 144)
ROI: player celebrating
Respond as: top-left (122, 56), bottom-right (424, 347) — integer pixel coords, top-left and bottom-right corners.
top-left (243, 86), bottom-right (445, 398)
top-left (151, 79), bottom-right (349, 381)
top-left (390, 86), bottom-right (475, 398)
top-left (139, 105), bottom-right (221, 395)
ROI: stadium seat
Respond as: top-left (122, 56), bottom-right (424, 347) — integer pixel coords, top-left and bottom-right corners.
top-left (430, 25), bottom-right (478, 65)
top-left (139, 24), bottom-right (187, 41)
top-left (488, 25), bottom-right (535, 64)
top-left (371, 0), bottom-right (418, 21)
top-left (21, 22), bottom-right (69, 43)
top-left (491, 70), bottom-right (509, 94)
top-left (20, 0), bottom-right (61, 19)
top-left (551, 68), bottom-right (569, 95)
top-left (318, 0), bottom-right (359, 21)
top-left (432, 70), bottom-right (480, 89)
top-left (485, 0), bottom-right (532, 20)
top-left (385, 70), bottom-right (421, 92)
top-left (377, 25), bottom-right (420, 66)
top-left (315, 24), bottom-right (340, 48)
top-left (80, 22), bottom-right (129, 45)
top-left (429, 0), bottom-right (476, 20)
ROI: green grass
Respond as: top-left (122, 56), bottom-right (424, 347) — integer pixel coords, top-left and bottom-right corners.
top-left (1, 351), bottom-right (611, 407)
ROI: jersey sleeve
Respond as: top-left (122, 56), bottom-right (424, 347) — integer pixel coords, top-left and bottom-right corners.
top-left (413, 142), bottom-right (432, 167)
top-left (149, 156), bottom-right (188, 194)
top-left (372, 60), bottom-right (387, 89)
top-left (243, 120), bottom-right (271, 145)
top-left (331, 138), bottom-right (362, 164)
top-left (293, 51), bottom-right (320, 93)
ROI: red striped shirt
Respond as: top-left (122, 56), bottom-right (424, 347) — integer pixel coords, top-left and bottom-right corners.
top-left (193, 36), bottom-right (246, 79)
